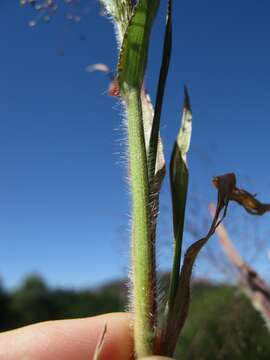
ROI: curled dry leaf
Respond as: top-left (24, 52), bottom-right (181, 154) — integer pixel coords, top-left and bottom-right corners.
top-left (209, 203), bottom-right (244, 268)
top-left (212, 173), bottom-right (236, 211)
top-left (213, 174), bottom-right (270, 215)
top-left (162, 172), bottom-right (270, 356)
top-left (161, 173), bottom-right (235, 356)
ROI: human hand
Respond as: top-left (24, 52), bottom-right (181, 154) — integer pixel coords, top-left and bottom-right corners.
top-left (0, 312), bottom-right (132, 360)
top-left (0, 312), bottom-right (174, 360)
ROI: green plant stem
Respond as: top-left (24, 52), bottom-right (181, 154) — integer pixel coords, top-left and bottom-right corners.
top-left (127, 87), bottom-right (156, 357)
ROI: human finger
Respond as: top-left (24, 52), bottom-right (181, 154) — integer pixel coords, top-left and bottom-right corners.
top-left (0, 312), bottom-right (133, 360)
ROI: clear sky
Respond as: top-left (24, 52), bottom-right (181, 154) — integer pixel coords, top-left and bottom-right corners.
top-left (1, 0), bottom-right (270, 290)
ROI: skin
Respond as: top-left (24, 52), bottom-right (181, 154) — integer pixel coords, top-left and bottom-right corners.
top-left (0, 313), bottom-right (174, 360)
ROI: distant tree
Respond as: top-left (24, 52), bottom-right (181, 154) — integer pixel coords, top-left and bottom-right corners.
top-left (4, 275), bottom-right (126, 330)
top-left (209, 205), bottom-right (270, 331)
top-left (2, 275), bottom-right (270, 359)
top-left (0, 282), bottom-right (16, 331)
top-left (10, 274), bottom-right (52, 327)
top-left (49, 287), bottom-right (125, 320)
top-left (176, 284), bottom-right (270, 360)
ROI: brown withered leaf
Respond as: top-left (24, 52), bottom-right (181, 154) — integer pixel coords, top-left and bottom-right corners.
top-left (162, 173), bottom-right (270, 356)
top-left (231, 188), bottom-right (270, 215)
top-left (212, 173), bottom-right (236, 211)
top-left (161, 173), bottom-right (235, 356)
top-left (213, 173), bottom-right (270, 215)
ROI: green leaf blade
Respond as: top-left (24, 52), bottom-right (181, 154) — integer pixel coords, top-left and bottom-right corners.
top-left (118, 0), bottom-right (160, 92)
top-left (148, 0), bottom-right (172, 187)
top-left (167, 87), bottom-right (192, 313)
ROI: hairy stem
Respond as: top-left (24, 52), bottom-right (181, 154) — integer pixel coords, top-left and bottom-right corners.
top-left (127, 87), bottom-right (156, 357)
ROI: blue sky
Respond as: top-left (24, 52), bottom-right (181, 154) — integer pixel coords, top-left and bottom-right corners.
top-left (1, 0), bottom-right (270, 290)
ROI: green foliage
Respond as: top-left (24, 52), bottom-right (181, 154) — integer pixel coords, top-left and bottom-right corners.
top-left (177, 284), bottom-right (270, 360)
top-left (19, 1), bottom-right (270, 358)
top-left (11, 275), bottom-right (51, 327)
top-left (1, 275), bottom-right (269, 359)
top-left (167, 88), bottom-right (191, 317)
top-left (147, 0), bottom-right (172, 188)
top-left (0, 283), bottom-right (15, 330)
top-left (118, 0), bottom-right (160, 92)
top-left (0, 275), bottom-right (125, 331)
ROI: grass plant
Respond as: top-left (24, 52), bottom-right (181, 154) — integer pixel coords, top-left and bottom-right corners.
top-left (20, 1), bottom-right (270, 358)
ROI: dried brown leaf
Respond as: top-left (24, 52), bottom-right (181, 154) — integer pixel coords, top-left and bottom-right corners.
top-left (213, 173), bottom-right (270, 215)
top-left (161, 173), bottom-right (236, 356)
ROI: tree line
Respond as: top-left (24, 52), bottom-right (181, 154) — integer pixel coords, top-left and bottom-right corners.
top-left (0, 274), bottom-right (269, 359)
